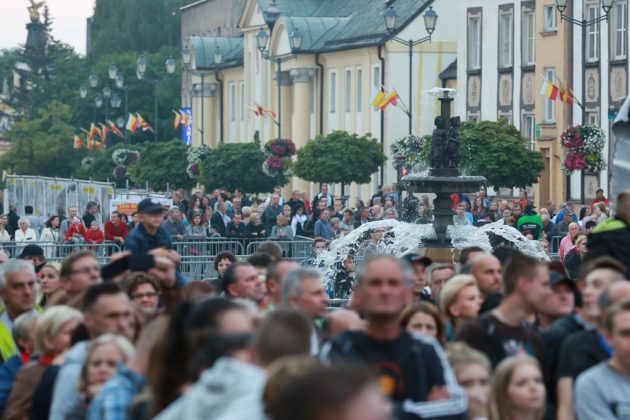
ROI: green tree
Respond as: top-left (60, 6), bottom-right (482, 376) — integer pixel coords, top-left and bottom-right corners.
top-left (0, 101), bottom-right (84, 177)
top-left (199, 142), bottom-right (280, 193)
top-left (294, 131), bottom-right (387, 184)
top-left (457, 120), bottom-right (544, 188)
top-left (127, 139), bottom-right (194, 191)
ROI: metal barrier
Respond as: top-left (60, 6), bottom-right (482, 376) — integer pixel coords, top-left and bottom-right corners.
top-left (245, 236), bottom-right (314, 260)
top-left (172, 239), bottom-right (245, 280)
top-left (0, 241), bottom-right (122, 265)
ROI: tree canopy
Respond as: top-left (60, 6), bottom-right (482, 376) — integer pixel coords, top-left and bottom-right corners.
top-left (458, 120), bottom-right (544, 188)
top-left (294, 131), bottom-right (387, 184)
top-left (128, 139), bottom-right (194, 191)
top-left (199, 142), bottom-right (282, 193)
top-left (0, 101), bottom-right (83, 178)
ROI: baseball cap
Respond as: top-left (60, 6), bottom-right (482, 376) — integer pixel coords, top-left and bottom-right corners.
top-left (565, 209), bottom-right (574, 216)
top-left (18, 244), bottom-right (44, 259)
top-left (549, 271), bottom-right (575, 290)
top-left (403, 254), bottom-right (433, 267)
top-left (137, 198), bottom-right (164, 214)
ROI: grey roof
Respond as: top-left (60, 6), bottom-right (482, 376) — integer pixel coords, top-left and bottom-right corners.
top-left (439, 59), bottom-right (457, 81)
top-left (260, 0), bottom-right (435, 53)
top-left (191, 36), bottom-right (244, 70)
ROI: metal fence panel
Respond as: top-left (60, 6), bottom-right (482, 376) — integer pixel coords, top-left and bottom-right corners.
top-left (0, 241), bottom-right (121, 264)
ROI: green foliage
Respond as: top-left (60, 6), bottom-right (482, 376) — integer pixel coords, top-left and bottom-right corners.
top-left (127, 139), bottom-right (194, 191)
top-left (90, 0), bottom-right (189, 57)
top-left (199, 142), bottom-right (281, 193)
top-left (0, 101), bottom-right (83, 177)
top-left (390, 135), bottom-right (430, 173)
top-left (294, 131), bottom-right (387, 184)
top-left (457, 120), bottom-right (544, 188)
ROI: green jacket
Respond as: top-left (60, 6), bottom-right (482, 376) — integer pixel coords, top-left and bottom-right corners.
top-left (0, 306), bottom-right (44, 363)
top-left (517, 213), bottom-right (543, 240)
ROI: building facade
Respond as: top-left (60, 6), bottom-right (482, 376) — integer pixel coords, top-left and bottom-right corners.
top-left (457, 0), bottom-right (628, 208)
top-left (181, 0), bottom-right (458, 199)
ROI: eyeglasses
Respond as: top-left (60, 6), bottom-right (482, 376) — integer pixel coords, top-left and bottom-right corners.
top-left (131, 291), bottom-right (158, 300)
top-left (71, 266), bottom-right (101, 275)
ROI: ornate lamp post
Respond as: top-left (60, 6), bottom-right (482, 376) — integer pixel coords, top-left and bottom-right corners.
top-left (136, 55), bottom-right (177, 142)
top-left (256, 27), bottom-right (303, 140)
top-left (384, 6), bottom-right (438, 135)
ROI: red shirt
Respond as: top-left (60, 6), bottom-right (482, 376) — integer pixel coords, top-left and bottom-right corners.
top-left (104, 220), bottom-right (129, 240)
top-left (65, 224), bottom-right (86, 241)
top-left (84, 228), bottom-right (104, 244)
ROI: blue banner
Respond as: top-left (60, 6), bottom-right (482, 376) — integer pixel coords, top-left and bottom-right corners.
top-left (182, 107), bottom-right (192, 145)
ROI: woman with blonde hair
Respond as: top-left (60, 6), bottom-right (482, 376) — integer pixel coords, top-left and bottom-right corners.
top-left (439, 275), bottom-right (483, 331)
top-left (446, 342), bottom-right (492, 420)
top-left (4, 306), bottom-right (83, 419)
top-left (65, 334), bottom-right (134, 419)
top-left (38, 262), bottom-right (63, 307)
top-left (489, 356), bottom-right (546, 420)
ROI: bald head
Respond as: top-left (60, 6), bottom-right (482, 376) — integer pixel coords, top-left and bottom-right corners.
top-left (323, 308), bottom-right (365, 339)
top-left (608, 281), bottom-right (630, 304)
top-left (469, 255), bottom-right (503, 297)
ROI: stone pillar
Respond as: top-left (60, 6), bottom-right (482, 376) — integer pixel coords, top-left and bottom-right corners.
top-left (290, 68), bottom-right (315, 195)
top-left (192, 82), bottom-right (217, 147)
top-left (278, 72), bottom-right (293, 139)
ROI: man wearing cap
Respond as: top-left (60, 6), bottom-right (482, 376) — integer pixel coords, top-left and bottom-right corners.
top-left (402, 253), bottom-right (433, 302)
top-left (125, 198), bottom-right (173, 255)
top-left (18, 244), bottom-right (46, 274)
top-left (555, 209), bottom-right (575, 237)
top-left (161, 206), bottom-right (186, 242)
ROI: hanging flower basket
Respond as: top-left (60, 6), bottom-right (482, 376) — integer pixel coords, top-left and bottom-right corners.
top-left (186, 163), bottom-right (200, 178)
top-left (113, 165), bottom-right (127, 180)
top-left (559, 124), bottom-right (606, 174)
top-left (261, 138), bottom-right (295, 179)
top-left (81, 157), bottom-right (95, 171)
top-left (112, 149), bottom-right (140, 166)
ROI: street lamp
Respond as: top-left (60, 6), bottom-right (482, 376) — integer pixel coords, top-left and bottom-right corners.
top-left (384, 5), bottom-right (438, 135)
top-left (79, 84), bottom-right (87, 98)
top-left (95, 94), bottom-right (103, 109)
top-left (555, 0), bottom-right (611, 204)
top-left (111, 94), bottom-right (121, 109)
top-left (181, 45), bottom-right (223, 145)
top-left (135, 55), bottom-right (177, 141)
top-left (88, 73), bottom-right (98, 88)
top-left (256, 27), bottom-right (303, 140)
top-left (108, 64), bottom-right (118, 80)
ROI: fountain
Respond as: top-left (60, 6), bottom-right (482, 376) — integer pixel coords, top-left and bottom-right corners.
top-left (317, 88), bottom-right (548, 299)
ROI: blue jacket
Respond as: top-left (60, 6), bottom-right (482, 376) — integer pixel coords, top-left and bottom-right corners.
top-left (125, 223), bottom-right (173, 255)
top-left (0, 354), bottom-right (23, 413)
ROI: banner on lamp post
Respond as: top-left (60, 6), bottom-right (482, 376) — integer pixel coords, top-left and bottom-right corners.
top-left (182, 107), bottom-right (193, 145)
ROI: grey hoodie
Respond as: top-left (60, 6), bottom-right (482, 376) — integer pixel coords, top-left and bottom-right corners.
top-left (155, 357), bottom-right (267, 420)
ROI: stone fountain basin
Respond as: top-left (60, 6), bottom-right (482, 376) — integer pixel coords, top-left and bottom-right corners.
top-left (402, 174), bottom-right (487, 193)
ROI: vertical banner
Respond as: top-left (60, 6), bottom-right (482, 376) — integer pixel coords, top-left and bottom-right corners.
top-left (182, 107), bottom-right (193, 145)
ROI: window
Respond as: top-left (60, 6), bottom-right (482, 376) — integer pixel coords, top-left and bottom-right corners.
top-left (499, 10), bottom-right (513, 68)
top-left (611, 1), bottom-right (628, 59)
top-left (543, 67), bottom-right (556, 123)
top-left (330, 71), bottom-right (337, 113)
top-left (356, 68), bottom-right (363, 112)
top-left (586, 4), bottom-right (600, 61)
top-left (230, 83), bottom-right (236, 121)
top-left (239, 82), bottom-right (245, 121)
top-left (522, 10), bottom-right (536, 65)
top-left (468, 16), bottom-right (481, 70)
top-left (345, 69), bottom-right (352, 113)
top-left (543, 5), bottom-right (557, 32)
top-left (587, 111), bottom-right (599, 125)
top-left (522, 115), bottom-right (536, 150)
top-left (372, 65), bottom-right (381, 110)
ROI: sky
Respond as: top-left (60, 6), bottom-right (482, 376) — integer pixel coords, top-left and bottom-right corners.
top-left (0, 1), bottom-right (94, 55)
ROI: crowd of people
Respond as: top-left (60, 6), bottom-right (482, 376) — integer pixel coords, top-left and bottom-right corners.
top-left (0, 184), bottom-right (628, 419)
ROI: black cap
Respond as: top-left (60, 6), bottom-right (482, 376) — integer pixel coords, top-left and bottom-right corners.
top-left (137, 198), bottom-right (164, 214)
top-left (403, 253), bottom-right (433, 267)
top-left (550, 271), bottom-right (575, 289)
top-left (18, 244), bottom-right (44, 259)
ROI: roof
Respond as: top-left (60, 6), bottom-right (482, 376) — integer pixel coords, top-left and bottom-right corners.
top-left (191, 36), bottom-right (244, 70)
top-left (439, 59), bottom-right (457, 81)
top-left (261, 0), bottom-right (435, 53)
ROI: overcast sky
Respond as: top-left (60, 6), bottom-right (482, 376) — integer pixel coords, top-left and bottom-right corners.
top-left (1, 1), bottom-right (94, 55)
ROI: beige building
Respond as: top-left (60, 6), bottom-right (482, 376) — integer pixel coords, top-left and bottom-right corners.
top-left (181, 0), bottom-right (458, 200)
top-left (458, 0), bottom-right (628, 208)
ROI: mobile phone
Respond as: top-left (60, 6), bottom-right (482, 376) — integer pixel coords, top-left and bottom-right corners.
top-left (101, 254), bottom-right (156, 279)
